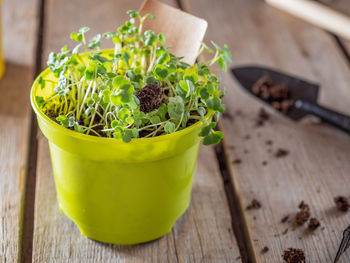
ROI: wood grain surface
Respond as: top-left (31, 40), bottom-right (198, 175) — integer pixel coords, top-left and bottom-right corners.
top-left (0, 63), bottom-right (32, 262)
top-left (32, 0), bottom-right (240, 262)
top-left (0, 0), bottom-right (38, 262)
top-left (2, 0), bottom-right (39, 65)
top-left (181, 0), bottom-right (350, 262)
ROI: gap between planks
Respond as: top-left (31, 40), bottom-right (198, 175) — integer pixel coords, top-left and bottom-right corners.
top-left (175, 0), bottom-right (254, 261)
top-left (19, 0), bottom-right (46, 262)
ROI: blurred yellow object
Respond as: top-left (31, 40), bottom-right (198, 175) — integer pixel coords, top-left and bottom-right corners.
top-left (0, 3), bottom-right (4, 79)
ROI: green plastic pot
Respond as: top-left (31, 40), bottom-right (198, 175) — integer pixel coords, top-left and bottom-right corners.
top-left (30, 50), bottom-right (210, 245)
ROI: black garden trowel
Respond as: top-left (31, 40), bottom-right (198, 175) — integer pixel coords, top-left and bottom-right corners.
top-left (231, 66), bottom-right (350, 134)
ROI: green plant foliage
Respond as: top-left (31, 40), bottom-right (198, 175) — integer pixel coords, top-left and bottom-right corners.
top-left (37, 11), bottom-right (231, 145)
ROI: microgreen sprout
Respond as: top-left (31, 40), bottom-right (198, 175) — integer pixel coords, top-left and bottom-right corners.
top-left (36, 11), bottom-right (231, 145)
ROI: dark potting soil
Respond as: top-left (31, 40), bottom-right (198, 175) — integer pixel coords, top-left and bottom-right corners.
top-left (252, 75), bottom-right (294, 115)
top-left (281, 215), bottom-right (289, 223)
top-left (334, 196), bottom-right (350, 212)
top-left (308, 217), bottom-right (320, 231)
top-left (275, 148), bottom-right (290, 158)
top-left (136, 83), bottom-right (165, 113)
top-left (261, 246), bottom-right (269, 254)
top-left (232, 158), bottom-right (242, 164)
top-left (246, 199), bottom-right (262, 210)
top-left (295, 201), bottom-right (310, 225)
top-left (282, 248), bottom-right (306, 263)
top-left (256, 108), bottom-right (270, 127)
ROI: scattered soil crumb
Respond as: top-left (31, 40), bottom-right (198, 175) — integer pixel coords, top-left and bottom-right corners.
top-left (256, 107), bottom-right (270, 126)
top-left (244, 149), bottom-right (249, 154)
top-left (246, 199), bottom-right (262, 210)
top-left (222, 111), bottom-right (234, 121)
top-left (282, 248), bottom-right (305, 263)
top-left (261, 246), bottom-right (269, 254)
top-left (281, 215), bottom-right (289, 223)
top-left (308, 217), bottom-right (320, 231)
top-left (244, 134), bottom-right (251, 140)
top-left (334, 196), bottom-right (350, 212)
top-left (282, 228), bottom-right (289, 235)
top-left (235, 110), bottom-right (243, 116)
top-left (295, 201), bottom-right (310, 225)
top-left (262, 161), bottom-right (268, 166)
top-left (233, 159), bottom-right (242, 164)
top-left (275, 148), bottom-right (290, 158)
top-left (265, 139), bottom-right (273, 145)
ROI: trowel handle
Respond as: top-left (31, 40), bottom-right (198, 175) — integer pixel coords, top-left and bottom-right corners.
top-left (295, 100), bottom-right (350, 134)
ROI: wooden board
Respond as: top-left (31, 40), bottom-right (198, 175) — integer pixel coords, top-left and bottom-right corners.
top-left (181, 0), bottom-right (350, 262)
top-left (32, 0), bottom-right (240, 262)
top-left (2, 0), bottom-right (39, 66)
top-left (0, 0), bottom-right (38, 261)
top-left (0, 63), bottom-right (32, 262)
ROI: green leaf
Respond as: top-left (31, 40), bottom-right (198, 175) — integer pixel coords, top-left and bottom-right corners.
top-left (201, 42), bottom-right (213, 53)
top-left (127, 10), bottom-right (140, 18)
top-left (113, 76), bottom-right (131, 90)
top-left (126, 116), bottom-right (135, 125)
top-left (102, 89), bottom-right (111, 103)
top-left (79, 27), bottom-right (90, 33)
top-left (122, 130), bottom-right (132, 142)
top-left (35, 96), bottom-right (45, 107)
top-left (150, 115), bottom-right (161, 124)
top-left (117, 108), bottom-right (131, 121)
top-left (110, 94), bottom-right (122, 106)
top-left (203, 131), bottom-right (224, 145)
top-left (168, 96), bottom-right (184, 120)
top-left (37, 76), bottom-right (45, 90)
top-left (70, 32), bottom-right (83, 42)
top-left (113, 129), bottom-right (123, 139)
top-left (144, 13), bottom-right (155, 19)
top-left (56, 115), bottom-right (68, 127)
top-left (68, 116), bottom-right (75, 127)
top-left (131, 128), bottom-right (139, 138)
top-left (217, 56), bottom-right (227, 71)
top-left (74, 123), bottom-right (84, 133)
top-left (199, 122), bottom-right (216, 137)
top-left (146, 76), bottom-right (159, 84)
top-left (158, 33), bottom-right (165, 44)
top-left (154, 65), bottom-right (168, 80)
top-left (156, 52), bottom-right (170, 65)
top-left (88, 34), bottom-right (101, 49)
top-left (199, 86), bottom-right (210, 99)
top-left (111, 120), bottom-right (120, 128)
top-left (198, 107), bottom-right (206, 118)
top-left (164, 121), bottom-right (176, 134)
top-left (122, 52), bottom-right (131, 66)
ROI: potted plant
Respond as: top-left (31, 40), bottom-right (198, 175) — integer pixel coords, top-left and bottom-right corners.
top-left (31, 10), bottom-right (231, 245)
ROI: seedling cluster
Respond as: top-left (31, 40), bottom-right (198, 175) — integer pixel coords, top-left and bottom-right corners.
top-left (36, 10), bottom-right (231, 144)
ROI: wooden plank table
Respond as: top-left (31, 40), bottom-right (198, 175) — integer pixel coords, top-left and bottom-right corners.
top-left (1, 0), bottom-right (350, 262)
